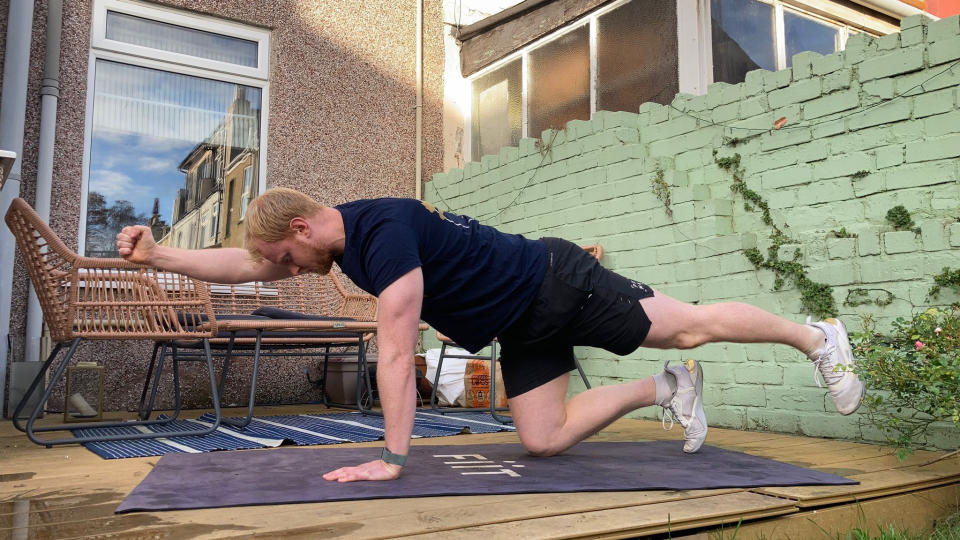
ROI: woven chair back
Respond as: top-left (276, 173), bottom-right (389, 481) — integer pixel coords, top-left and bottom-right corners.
top-left (4, 198), bottom-right (215, 343)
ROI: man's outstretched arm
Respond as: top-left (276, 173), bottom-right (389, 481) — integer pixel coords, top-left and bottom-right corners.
top-left (322, 267), bottom-right (423, 482)
top-left (116, 225), bottom-right (290, 283)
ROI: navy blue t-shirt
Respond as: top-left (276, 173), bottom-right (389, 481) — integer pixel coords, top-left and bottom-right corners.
top-left (334, 198), bottom-right (547, 352)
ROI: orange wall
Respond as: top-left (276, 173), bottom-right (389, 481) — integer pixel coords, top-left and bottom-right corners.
top-left (928, 0), bottom-right (960, 17)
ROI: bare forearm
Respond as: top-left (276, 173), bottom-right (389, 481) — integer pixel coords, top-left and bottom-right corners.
top-left (377, 350), bottom-right (416, 457)
top-left (151, 245), bottom-right (286, 283)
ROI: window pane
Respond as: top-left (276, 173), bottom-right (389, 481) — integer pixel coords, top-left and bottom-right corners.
top-left (597, 0), bottom-right (679, 112)
top-left (86, 60), bottom-right (261, 255)
top-left (784, 10), bottom-right (840, 64)
top-left (471, 59), bottom-right (522, 159)
top-left (106, 11), bottom-right (258, 67)
top-left (528, 25), bottom-right (590, 138)
top-left (711, 0), bottom-right (775, 84)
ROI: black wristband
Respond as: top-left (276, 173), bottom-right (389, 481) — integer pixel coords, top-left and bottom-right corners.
top-left (380, 447), bottom-right (407, 467)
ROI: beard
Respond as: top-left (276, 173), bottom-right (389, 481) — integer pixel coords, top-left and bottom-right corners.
top-left (306, 250), bottom-right (334, 275)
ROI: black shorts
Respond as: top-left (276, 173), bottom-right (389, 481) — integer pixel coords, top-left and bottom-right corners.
top-left (498, 237), bottom-right (654, 398)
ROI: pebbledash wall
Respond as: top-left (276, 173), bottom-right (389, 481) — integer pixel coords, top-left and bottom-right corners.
top-left (426, 14), bottom-right (960, 447)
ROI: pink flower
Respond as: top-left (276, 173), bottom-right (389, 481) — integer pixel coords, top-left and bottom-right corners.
top-left (935, 327), bottom-right (942, 335)
top-left (915, 340), bottom-right (924, 350)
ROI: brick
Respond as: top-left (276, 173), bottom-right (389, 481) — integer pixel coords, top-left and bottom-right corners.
top-left (853, 171), bottom-right (884, 197)
top-left (798, 412), bottom-right (861, 439)
top-left (766, 387), bottom-right (827, 412)
top-left (876, 144), bottom-right (905, 168)
top-left (848, 99), bottom-right (912, 131)
top-left (928, 15), bottom-right (960, 42)
top-left (914, 87), bottom-right (955, 118)
top-left (928, 36), bottom-right (960, 66)
top-left (743, 69), bottom-right (769, 95)
top-left (812, 119), bottom-right (846, 139)
top-left (827, 237), bottom-right (857, 259)
top-left (951, 223), bottom-right (960, 247)
top-left (901, 26), bottom-right (924, 47)
top-left (796, 140), bottom-right (829, 163)
top-left (768, 78), bottom-right (822, 108)
top-left (806, 261), bottom-right (858, 285)
top-left (905, 133), bottom-right (960, 162)
top-left (921, 219), bottom-right (950, 251)
top-left (862, 78), bottom-right (895, 99)
top-left (812, 52), bottom-right (843, 76)
top-left (760, 127), bottom-right (812, 151)
top-left (885, 160), bottom-right (957, 189)
top-left (822, 68), bottom-right (853, 93)
top-left (761, 164), bottom-right (813, 189)
top-left (640, 116), bottom-right (698, 142)
top-left (843, 33), bottom-right (877, 65)
top-left (884, 230), bottom-right (920, 253)
top-left (800, 177), bottom-right (856, 205)
top-left (481, 154), bottom-right (499, 171)
top-left (876, 32), bottom-right (900, 50)
top-left (733, 364), bottom-right (783, 385)
top-left (706, 81), bottom-right (744, 107)
top-left (803, 88), bottom-right (860, 119)
top-left (858, 48), bottom-right (924, 81)
top-left (720, 386), bottom-right (767, 407)
top-left (813, 153), bottom-right (874, 180)
top-left (791, 51), bottom-right (819, 79)
top-left (856, 231), bottom-right (880, 257)
top-left (925, 110), bottom-right (960, 137)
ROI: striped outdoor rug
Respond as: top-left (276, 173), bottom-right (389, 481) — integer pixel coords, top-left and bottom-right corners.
top-left (73, 410), bottom-right (515, 459)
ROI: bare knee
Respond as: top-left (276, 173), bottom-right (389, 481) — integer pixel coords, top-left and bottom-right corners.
top-left (671, 328), bottom-right (710, 349)
top-left (521, 437), bottom-right (564, 457)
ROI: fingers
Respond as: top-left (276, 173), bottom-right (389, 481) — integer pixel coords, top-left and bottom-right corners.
top-left (322, 466), bottom-right (370, 483)
top-left (116, 226), bottom-right (141, 257)
top-left (321, 460), bottom-right (402, 482)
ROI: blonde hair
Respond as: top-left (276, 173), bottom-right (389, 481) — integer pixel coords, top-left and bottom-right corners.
top-left (244, 187), bottom-right (324, 261)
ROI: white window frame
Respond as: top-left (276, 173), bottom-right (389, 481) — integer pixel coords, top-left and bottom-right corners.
top-left (465, 0), bottom-right (873, 161)
top-left (79, 0), bottom-right (270, 253)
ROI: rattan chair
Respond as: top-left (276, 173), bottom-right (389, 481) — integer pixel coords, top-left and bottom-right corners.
top-left (428, 244), bottom-right (602, 423)
top-left (4, 197), bottom-right (225, 447)
top-left (138, 272), bottom-right (381, 428)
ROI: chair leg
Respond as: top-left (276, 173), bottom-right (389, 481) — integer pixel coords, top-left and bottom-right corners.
top-left (320, 345), bottom-right (331, 407)
top-left (11, 340), bottom-right (73, 434)
top-left (487, 341), bottom-right (513, 425)
top-left (357, 338), bottom-right (380, 416)
top-left (137, 342), bottom-right (162, 420)
top-left (15, 338), bottom-right (224, 447)
top-left (139, 342), bottom-right (170, 420)
top-left (222, 331), bottom-right (260, 429)
top-left (429, 342), bottom-right (447, 412)
top-left (574, 356), bottom-right (592, 389)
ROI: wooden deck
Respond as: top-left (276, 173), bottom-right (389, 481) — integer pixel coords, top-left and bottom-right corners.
top-left (2, 405), bottom-right (958, 539)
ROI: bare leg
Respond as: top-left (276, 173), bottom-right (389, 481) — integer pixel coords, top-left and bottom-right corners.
top-left (509, 290), bottom-right (823, 456)
top-left (509, 372), bottom-right (658, 456)
top-left (640, 290), bottom-right (823, 353)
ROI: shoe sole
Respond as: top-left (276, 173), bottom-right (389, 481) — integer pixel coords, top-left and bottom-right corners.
top-left (827, 318), bottom-right (865, 416)
top-left (683, 361), bottom-right (707, 453)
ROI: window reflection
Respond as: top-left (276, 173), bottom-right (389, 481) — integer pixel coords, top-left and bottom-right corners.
top-left (85, 60), bottom-right (261, 256)
top-left (784, 10), bottom-right (840, 64)
top-left (528, 26), bottom-right (591, 138)
top-left (471, 59), bottom-right (522, 160)
top-left (711, 0), bottom-right (776, 84)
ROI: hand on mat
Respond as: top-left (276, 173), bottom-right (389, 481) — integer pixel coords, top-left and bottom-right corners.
top-left (322, 459), bottom-right (402, 482)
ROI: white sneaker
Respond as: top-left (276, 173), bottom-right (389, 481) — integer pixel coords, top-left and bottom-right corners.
top-left (808, 318), bottom-right (865, 415)
top-left (660, 359), bottom-right (708, 453)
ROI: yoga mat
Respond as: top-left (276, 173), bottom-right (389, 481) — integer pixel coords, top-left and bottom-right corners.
top-left (116, 440), bottom-right (856, 513)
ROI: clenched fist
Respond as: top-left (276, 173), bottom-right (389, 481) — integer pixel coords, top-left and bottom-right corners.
top-left (116, 225), bottom-right (157, 265)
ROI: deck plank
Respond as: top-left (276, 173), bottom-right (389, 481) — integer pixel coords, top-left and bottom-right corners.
top-left (1, 411), bottom-right (956, 538)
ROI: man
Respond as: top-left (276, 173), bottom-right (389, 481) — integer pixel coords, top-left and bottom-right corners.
top-left (116, 187), bottom-right (864, 483)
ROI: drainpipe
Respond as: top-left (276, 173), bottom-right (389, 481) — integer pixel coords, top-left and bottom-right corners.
top-left (0, 0), bottom-right (35, 414)
top-left (415, 0), bottom-right (423, 200)
top-left (24, 0), bottom-right (64, 367)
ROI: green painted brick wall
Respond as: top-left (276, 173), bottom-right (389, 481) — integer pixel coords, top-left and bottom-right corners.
top-left (426, 15), bottom-right (960, 448)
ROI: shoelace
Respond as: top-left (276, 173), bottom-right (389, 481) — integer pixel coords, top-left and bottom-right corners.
top-left (661, 391), bottom-right (693, 431)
